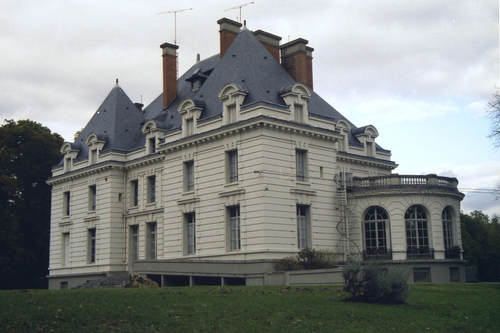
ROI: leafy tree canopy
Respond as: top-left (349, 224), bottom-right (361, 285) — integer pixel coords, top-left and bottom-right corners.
top-left (487, 88), bottom-right (500, 148)
top-left (0, 119), bottom-right (63, 289)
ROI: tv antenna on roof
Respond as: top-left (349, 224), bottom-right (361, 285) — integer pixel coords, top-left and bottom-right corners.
top-left (224, 1), bottom-right (254, 23)
top-left (158, 7), bottom-right (193, 45)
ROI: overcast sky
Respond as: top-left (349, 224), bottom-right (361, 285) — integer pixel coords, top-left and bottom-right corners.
top-left (1, 0), bottom-right (499, 215)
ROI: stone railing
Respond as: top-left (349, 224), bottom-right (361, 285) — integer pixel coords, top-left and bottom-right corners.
top-left (362, 249), bottom-right (393, 261)
top-left (352, 174), bottom-right (459, 190)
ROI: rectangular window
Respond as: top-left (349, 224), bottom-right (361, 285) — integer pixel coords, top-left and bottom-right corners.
top-left (294, 104), bottom-right (303, 122)
top-left (184, 161), bottom-right (194, 192)
top-left (130, 225), bottom-right (139, 261)
top-left (228, 206), bottom-right (241, 250)
top-left (443, 220), bottom-right (453, 249)
top-left (147, 223), bottom-right (157, 259)
top-left (63, 191), bottom-right (70, 216)
top-left (90, 149), bottom-right (98, 164)
top-left (186, 118), bottom-right (194, 136)
top-left (88, 185), bottom-right (97, 211)
top-left (60, 282), bottom-right (68, 290)
top-left (149, 137), bottom-right (156, 154)
top-left (297, 205), bottom-right (310, 249)
top-left (186, 213), bottom-right (196, 254)
top-left (227, 150), bottom-right (238, 183)
top-left (61, 232), bottom-right (70, 267)
top-left (88, 228), bottom-right (96, 264)
top-left (296, 149), bottom-right (307, 182)
top-left (147, 176), bottom-right (156, 203)
top-left (450, 267), bottom-right (460, 282)
top-left (228, 104), bottom-right (237, 123)
top-left (131, 180), bottom-right (139, 207)
top-left (413, 267), bottom-right (431, 283)
top-left (366, 141), bottom-right (374, 157)
top-left (64, 157), bottom-right (71, 172)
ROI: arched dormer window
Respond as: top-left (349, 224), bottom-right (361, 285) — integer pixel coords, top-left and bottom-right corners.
top-left (335, 119), bottom-right (351, 152)
top-left (142, 120), bottom-right (166, 154)
top-left (85, 133), bottom-right (107, 165)
top-left (352, 125), bottom-right (379, 158)
top-left (178, 99), bottom-right (204, 137)
top-left (218, 83), bottom-right (248, 125)
top-left (60, 142), bottom-right (80, 172)
top-left (279, 83), bottom-right (312, 124)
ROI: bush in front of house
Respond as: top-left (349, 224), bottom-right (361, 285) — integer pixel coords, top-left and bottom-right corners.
top-left (275, 247), bottom-right (338, 271)
top-left (342, 261), bottom-right (410, 304)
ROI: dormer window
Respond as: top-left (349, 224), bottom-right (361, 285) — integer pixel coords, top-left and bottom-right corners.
top-left (336, 120), bottom-right (351, 153)
top-left (142, 120), bottom-right (167, 155)
top-left (279, 83), bottom-right (311, 124)
top-left (90, 149), bottom-right (98, 164)
top-left (149, 137), bottom-right (156, 154)
top-left (85, 133), bottom-right (107, 166)
top-left (352, 125), bottom-right (379, 158)
top-left (186, 68), bottom-right (209, 92)
top-left (64, 157), bottom-right (72, 172)
top-left (218, 83), bottom-right (247, 125)
top-left (178, 99), bottom-right (204, 137)
top-left (294, 103), bottom-right (304, 123)
top-left (186, 118), bottom-right (194, 136)
top-left (60, 142), bottom-right (80, 173)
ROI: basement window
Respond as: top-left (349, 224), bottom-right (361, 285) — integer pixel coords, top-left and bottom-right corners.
top-left (413, 267), bottom-right (431, 283)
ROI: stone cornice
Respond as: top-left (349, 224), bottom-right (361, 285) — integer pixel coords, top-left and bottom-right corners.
top-left (47, 161), bottom-right (125, 185)
top-left (337, 152), bottom-right (397, 170)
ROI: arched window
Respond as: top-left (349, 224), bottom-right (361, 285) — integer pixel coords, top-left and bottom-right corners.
top-left (405, 205), bottom-right (433, 259)
top-left (363, 206), bottom-right (390, 259)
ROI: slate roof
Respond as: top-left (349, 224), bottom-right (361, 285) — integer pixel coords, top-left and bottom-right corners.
top-left (71, 82), bottom-right (145, 160)
top-left (70, 24), bottom-right (386, 158)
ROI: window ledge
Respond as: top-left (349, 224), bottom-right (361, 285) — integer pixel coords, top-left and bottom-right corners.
top-left (58, 220), bottom-right (73, 227)
top-left (177, 196), bottom-right (200, 205)
top-left (83, 216), bottom-right (100, 222)
top-left (290, 188), bottom-right (317, 196)
top-left (145, 202), bottom-right (157, 208)
top-left (219, 188), bottom-right (246, 197)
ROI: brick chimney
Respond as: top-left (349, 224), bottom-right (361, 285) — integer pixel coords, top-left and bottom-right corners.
top-left (280, 38), bottom-right (314, 90)
top-left (217, 17), bottom-right (242, 58)
top-left (160, 42), bottom-right (179, 109)
top-left (253, 30), bottom-right (282, 62)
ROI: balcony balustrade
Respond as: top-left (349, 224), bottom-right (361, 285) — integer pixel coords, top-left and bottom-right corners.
top-left (362, 248), bottom-right (393, 261)
top-left (407, 247), bottom-right (434, 260)
top-left (353, 174), bottom-right (459, 190)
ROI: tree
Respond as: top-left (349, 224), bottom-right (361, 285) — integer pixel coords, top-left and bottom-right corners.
top-left (460, 211), bottom-right (500, 282)
top-left (486, 88), bottom-right (500, 148)
top-left (0, 120), bottom-right (63, 289)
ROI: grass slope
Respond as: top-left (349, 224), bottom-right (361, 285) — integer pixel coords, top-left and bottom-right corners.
top-left (0, 284), bottom-right (498, 332)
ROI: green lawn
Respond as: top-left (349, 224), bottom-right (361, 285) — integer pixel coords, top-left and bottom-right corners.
top-left (1, 284), bottom-right (498, 332)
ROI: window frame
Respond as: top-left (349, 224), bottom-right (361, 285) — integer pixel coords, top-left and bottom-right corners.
top-left (130, 225), bottom-right (139, 261)
top-left (226, 150), bottom-right (238, 183)
top-left (228, 205), bottom-right (241, 251)
top-left (147, 175), bottom-right (156, 204)
top-left (88, 185), bottom-right (97, 211)
top-left (63, 191), bottom-right (71, 216)
top-left (442, 207), bottom-right (454, 250)
top-left (363, 206), bottom-right (389, 253)
top-left (61, 232), bottom-right (70, 267)
top-left (146, 222), bottom-right (157, 260)
top-left (296, 149), bottom-right (308, 182)
top-left (87, 228), bottom-right (96, 264)
top-left (297, 205), bottom-right (310, 249)
top-left (130, 180), bottom-right (139, 207)
top-left (405, 205), bottom-right (429, 251)
top-left (148, 137), bottom-right (157, 154)
top-left (184, 161), bottom-right (194, 192)
top-left (185, 213), bottom-right (196, 254)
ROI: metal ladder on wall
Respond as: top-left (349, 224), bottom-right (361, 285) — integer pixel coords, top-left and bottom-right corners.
top-left (336, 174), bottom-right (359, 262)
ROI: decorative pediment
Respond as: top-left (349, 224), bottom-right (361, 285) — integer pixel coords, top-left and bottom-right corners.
top-left (60, 142), bottom-right (80, 155)
top-left (336, 119), bottom-right (352, 133)
top-left (218, 83), bottom-right (248, 101)
top-left (279, 83), bottom-right (311, 124)
top-left (352, 125), bottom-right (379, 139)
top-left (85, 133), bottom-right (108, 148)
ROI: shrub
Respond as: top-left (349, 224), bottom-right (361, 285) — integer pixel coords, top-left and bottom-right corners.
top-left (342, 262), bottom-right (410, 304)
top-left (275, 247), bottom-right (338, 271)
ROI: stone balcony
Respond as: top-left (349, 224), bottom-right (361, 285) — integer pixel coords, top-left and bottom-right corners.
top-left (351, 174), bottom-right (464, 199)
